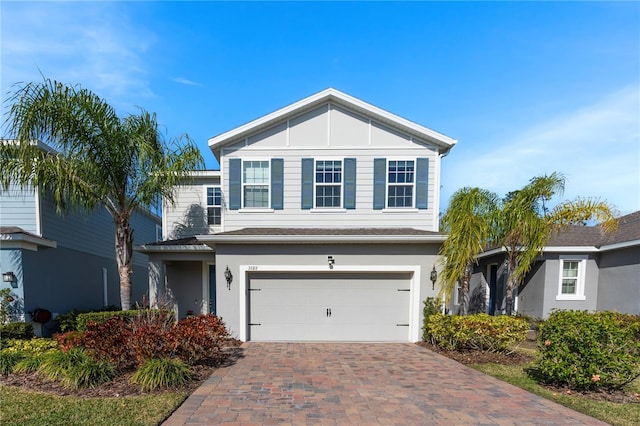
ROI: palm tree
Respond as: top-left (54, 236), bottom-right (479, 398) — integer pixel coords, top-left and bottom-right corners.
top-left (0, 78), bottom-right (204, 310)
top-left (438, 187), bottom-right (500, 315)
top-left (498, 172), bottom-right (617, 315)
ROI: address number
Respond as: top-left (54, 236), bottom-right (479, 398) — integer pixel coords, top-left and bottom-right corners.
top-left (247, 266), bottom-right (258, 271)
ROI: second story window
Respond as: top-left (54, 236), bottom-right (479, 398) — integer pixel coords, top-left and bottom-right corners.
top-left (387, 160), bottom-right (414, 208)
top-left (315, 160), bottom-right (342, 208)
top-left (243, 161), bottom-right (269, 208)
top-left (206, 187), bottom-right (222, 225)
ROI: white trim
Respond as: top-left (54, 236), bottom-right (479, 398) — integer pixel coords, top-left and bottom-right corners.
top-left (310, 208), bottom-right (347, 213)
top-left (556, 255), bottom-right (587, 301)
top-left (197, 233), bottom-right (447, 245)
top-left (242, 159), bottom-right (271, 209)
top-left (382, 208), bottom-right (419, 213)
top-left (477, 245), bottom-right (600, 259)
top-left (0, 233), bottom-right (56, 250)
top-left (238, 264), bottom-right (421, 342)
top-left (184, 170), bottom-right (221, 178)
top-left (201, 262), bottom-right (210, 315)
top-left (34, 186), bottom-right (42, 236)
top-left (204, 185), bottom-right (223, 225)
top-left (385, 158), bottom-right (417, 209)
top-left (600, 239), bottom-right (640, 252)
top-left (434, 153), bottom-right (443, 232)
top-left (208, 88), bottom-right (457, 151)
top-left (238, 208), bottom-right (275, 213)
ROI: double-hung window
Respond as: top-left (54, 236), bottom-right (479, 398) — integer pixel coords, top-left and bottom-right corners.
top-left (243, 160), bottom-right (269, 208)
top-left (556, 256), bottom-right (587, 300)
top-left (315, 160), bottom-right (342, 208)
top-left (206, 187), bottom-right (222, 225)
top-left (387, 160), bottom-right (414, 208)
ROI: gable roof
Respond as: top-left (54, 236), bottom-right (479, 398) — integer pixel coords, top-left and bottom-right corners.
top-left (208, 88), bottom-right (457, 153)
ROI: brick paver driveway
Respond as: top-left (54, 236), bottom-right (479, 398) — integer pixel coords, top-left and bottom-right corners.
top-left (164, 343), bottom-right (605, 425)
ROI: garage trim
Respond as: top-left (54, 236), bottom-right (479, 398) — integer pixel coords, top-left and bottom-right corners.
top-left (238, 264), bottom-right (422, 341)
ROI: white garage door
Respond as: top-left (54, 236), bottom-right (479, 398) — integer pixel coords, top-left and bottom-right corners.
top-left (248, 272), bottom-right (412, 341)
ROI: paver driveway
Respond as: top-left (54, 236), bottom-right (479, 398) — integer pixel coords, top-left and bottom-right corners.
top-left (163, 343), bottom-right (605, 425)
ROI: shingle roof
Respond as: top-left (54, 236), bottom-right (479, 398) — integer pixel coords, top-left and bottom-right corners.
top-left (547, 211), bottom-right (640, 248)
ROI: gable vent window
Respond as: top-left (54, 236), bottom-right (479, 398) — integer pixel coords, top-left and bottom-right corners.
top-left (315, 160), bottom-right (342, 208)
top-left (387, 160), bottom-right (414, 208)
top-left (206, 187), bottom-right (222, 225)
top-left (243, 160), bottom-right (269, 208)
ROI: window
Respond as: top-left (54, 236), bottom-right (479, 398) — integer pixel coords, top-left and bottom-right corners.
top-left (243, 161), bottom-right (269, 208)
top-left (387, 160), bottom-right (414, 208)
top-left (206, 187), bottom-right (222, 225)
top-left (315, 160), bottom-right (342, 208)
top-left (155, 224), bottom-right (163, 242)
top-left (557, 257), bottom-right (587, 300)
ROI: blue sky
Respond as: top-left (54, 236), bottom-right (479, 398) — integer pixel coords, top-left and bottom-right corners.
top-left (2, 1), bottom-right (639, 215)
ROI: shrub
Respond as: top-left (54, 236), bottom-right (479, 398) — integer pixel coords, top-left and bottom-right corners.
top-left (2, 338), bottom-right (58, 354)
top-left (76, 310), bottom-right (139, 332)
top-left (529, 310), bottom-right (640, 391)
top-left (130, 310), bottom-right (178, 365)
top-left (174, 314), bottom-right (229, 365)
top-left (427, 313), bottom-right (529, 352)
top-left (130, 358), bottom-right (191, 391)
top-left (56, 309), bottom-right (86, 332)
top-left (82, 317), bottom-right (135, 370)
top-left (0, 350), bottom-right (24, 375)
top-left (13, 352), bottom-right (47, 373)
top-left (54, 331), bottom-right (86, 352)
top-left (0, 322), bottom-right (34, 341)
top-left (421, 297), bottom-right (440, 341)
top-left (38, 347), bottom-right (114, 388)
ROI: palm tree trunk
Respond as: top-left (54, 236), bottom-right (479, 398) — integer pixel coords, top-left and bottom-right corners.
top-left (115, 216), bottom-right (134, 310)
top-left (460, 263), bottom-right (471, 315)
top-left (505, 257), bottom-right (516, 315)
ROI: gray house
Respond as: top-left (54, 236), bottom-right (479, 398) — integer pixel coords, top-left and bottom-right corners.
top-left (0, 169), bottom-right (160, 333)
top-left (137, 88), bottom-right (457, 342)
top-left (461, 211), bottom-right (640, 318)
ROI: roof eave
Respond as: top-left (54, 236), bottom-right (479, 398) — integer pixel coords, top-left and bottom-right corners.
top-left (196, 234), bottom-right (447, 245)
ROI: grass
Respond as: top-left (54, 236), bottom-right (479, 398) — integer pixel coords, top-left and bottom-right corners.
top-left (473, 362), bottom-right (640, 426)
top-left (0, 385), bottom-right (187, 426)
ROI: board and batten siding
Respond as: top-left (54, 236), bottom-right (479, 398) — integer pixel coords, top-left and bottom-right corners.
top-left (164, 175), bottom-right (222, 239)
top-left (219, 104), bottom-right (441, 231)
top-left (0, 183), bottom-right (38, 234)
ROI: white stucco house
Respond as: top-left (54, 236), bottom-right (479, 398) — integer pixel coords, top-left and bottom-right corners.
top-left (137, 88), bottom-right (457, 342)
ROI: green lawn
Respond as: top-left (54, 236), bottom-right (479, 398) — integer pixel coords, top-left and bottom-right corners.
top-left (473, 362), bottom-right (640, 426)
top-left (0, 385), bottom-right (187, 426)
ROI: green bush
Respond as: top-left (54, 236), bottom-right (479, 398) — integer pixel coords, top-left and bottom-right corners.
top-left (56, 309), bottom-right (86, 332)
top-left (130, 358), bottom-right (191, 391)
top-left (38, 348), bottom-right (114, 388)
top-left (529, 310), bottom-right (640, 391)
top-left (421, 297), bottom-right (441, 341)
top-left (427, 313), bottom-right (529, 352)
top-left (0, 322), bottom-right (34, 341)
top-left (2, 338), bottom-right (58, 354)
top-left (0, 350), bottom-right (24, 375)
top-left (76, 309), bottom-right (171, 331)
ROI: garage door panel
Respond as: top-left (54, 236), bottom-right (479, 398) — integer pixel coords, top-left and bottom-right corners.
top-left (248, 272), bottom-right (412, 341)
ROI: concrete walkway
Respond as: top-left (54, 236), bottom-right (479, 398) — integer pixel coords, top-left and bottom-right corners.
top-left (163, 343), bottom-right (606, 425)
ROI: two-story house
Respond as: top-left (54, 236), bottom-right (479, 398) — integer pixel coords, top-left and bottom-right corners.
top-left (0, 141), bottom-right (161, 332)
top-left (137, 89), bottom-right (457, 342)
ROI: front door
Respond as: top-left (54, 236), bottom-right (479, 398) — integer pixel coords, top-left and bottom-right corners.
top-left (209, 265), bottom-right (216, 315)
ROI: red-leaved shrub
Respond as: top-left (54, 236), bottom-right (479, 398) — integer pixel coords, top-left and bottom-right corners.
top-left (53, 331), bottom-right (85, 352)
top-left (130, 310), bottom-right (178, 365)
top-left (174, 314), bottom-right (229, 365)
top-left (82, 317), bottom-right (135, 370)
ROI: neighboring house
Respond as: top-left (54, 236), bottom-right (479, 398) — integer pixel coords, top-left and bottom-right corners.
top-left (0, 150), bottom-right (161, 333)
top-left (137, 88), bottom-right (457, 342)
top-left (461, 211), bottom-right (640, 318)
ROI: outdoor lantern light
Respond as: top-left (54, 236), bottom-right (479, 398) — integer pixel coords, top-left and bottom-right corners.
top-left (224, 266), bottom-right (233, 290)
top-left (430, 266), bottom-right (438, 290)
top-left (2, 272), bottom-right (17, 288)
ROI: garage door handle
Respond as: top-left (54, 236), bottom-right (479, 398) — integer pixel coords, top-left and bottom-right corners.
top-left (396, 324), bottom-right (409, 327)
top-left (249, 323), bottom-right (262, 326)
top-left (397, 289), bottom-right (410, 291)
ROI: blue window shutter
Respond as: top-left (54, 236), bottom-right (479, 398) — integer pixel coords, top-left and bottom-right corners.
top-left (301, 158), bottom-right (314, 210)
top-left (343, 158), bottom-right (357, 209)
top-left (228, 158), bottom-right (241, 210)
top-left (373, 158), bottom-right (386, 210)
top-left (415, 157), bottom-right (429, 209)
top-left (271, 158), bottom-right (284, 210)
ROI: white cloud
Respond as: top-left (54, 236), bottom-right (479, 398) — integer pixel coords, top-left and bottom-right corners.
top-left (173, 77), bottom-right (202, 87)
top-left (442, 85), bottom-right (640, 215)
top-left (1, 2), bottom-right (156, 112)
